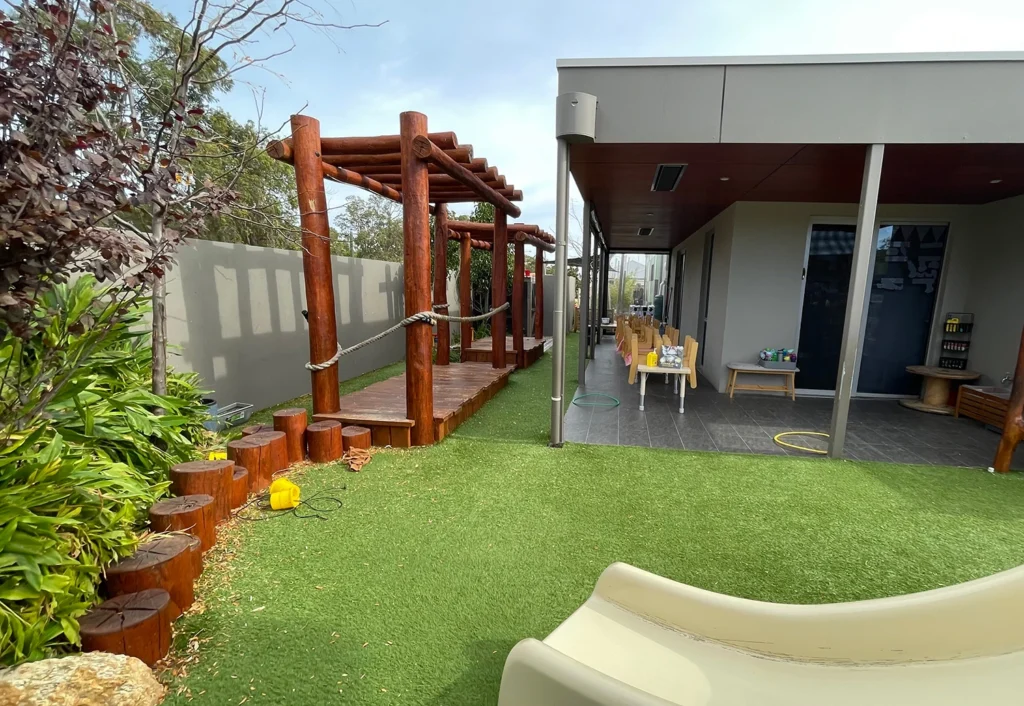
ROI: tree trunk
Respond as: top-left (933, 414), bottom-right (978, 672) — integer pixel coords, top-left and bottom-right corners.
top-left (151, 215), bottom-right (168, 398)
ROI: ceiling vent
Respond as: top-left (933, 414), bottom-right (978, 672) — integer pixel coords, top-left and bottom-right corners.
top-left (637, 227), bottom-right (655, 237)
top-left (651, 164), bottom-right (686, 192)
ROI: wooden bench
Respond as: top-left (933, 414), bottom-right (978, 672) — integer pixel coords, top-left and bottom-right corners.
top-left (726, 363), bottom-right (798, 401)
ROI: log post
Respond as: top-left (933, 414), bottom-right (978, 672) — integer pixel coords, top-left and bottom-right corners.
top-left (460, 233), bottom-right (473, 362)
top-left (230, 467), bottom-right (249, 509)
top-left (434, 203), bottom-right (450, 366)
top-left (273, 408), bottom-right (308, 464)
top-left (169, 460), bottom-right (234, 523)
top-left (513, 239), bottom-right (525, 368)
top-left (307, 420), bottom-right (343, 462)
top-left (104, 536), bottom-right (194, 619)
top-left (291, 114), bottom-right (340, 415)
top-left (401, 111), bottom-right (435, 446)
top-left (80, 589), bottom-right (173, 667)
top-left (492, 209), bottom-right (508, 368)
top-left (534, 252), bottom-right (545, 340)
top-left (149, 494), bottom-right (217, 552)
top-left (342, 425), bottom-right (372, 451)
top-left (994, 325), bottom-right (1024, 472)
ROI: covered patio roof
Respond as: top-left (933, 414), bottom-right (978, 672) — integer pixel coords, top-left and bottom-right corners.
top-left (558, 51), bottom-right (1024, 251)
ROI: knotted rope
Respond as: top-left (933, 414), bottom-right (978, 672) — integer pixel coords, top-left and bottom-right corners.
top-left (306, 302), bottom-right (509, 371)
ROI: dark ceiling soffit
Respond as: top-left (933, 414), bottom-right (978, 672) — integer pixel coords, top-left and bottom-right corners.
top-left (608, 247), bottom-right (673, 254)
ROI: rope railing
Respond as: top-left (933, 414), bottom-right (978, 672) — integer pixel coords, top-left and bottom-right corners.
top-left (306, 302), bottom-right (509, 371)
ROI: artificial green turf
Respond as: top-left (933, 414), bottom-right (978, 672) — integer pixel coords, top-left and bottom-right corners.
top-left (169, 335), bottom-right (1024, 705)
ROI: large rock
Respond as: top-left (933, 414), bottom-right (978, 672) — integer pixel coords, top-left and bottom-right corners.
top-left (0, 652), bottom-right (165, 706)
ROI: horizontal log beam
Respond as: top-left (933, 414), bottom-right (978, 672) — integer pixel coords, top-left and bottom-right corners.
top-left (515, 231), bottom-right (555, 253)
top-left (345, 158), bottom-right (490, 175)
top-left (447, 232), bottom-right (492, 250)
top-left (268, 132), bottom-right (459, 160)
top-left (268, 142), bottom-right (474, 168)
top-left (320, 161), bottom-right (403, 203)
top-left (412, 136), bottom-right (521, 218)
top-left (447, 220), bottom-right (553, 243)
top-left (428, 188), bottom-right (522, 202)
top-left (369, 170), bottom-right (504, 188)
top-left (324, 147), bottom-right (472, 168)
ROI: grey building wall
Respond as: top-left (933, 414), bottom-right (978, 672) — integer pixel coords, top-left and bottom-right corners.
top-left (965, 195), bottom-right (1024, 386)
top-left (165, 239), bottom-right (408, 412)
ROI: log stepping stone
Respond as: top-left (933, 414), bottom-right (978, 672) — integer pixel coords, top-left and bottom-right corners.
top-left (186, 535), bottom-right (203, 579)
top-left (230, 466), bottom-right (249, 510)
top-left (307, 420), bottom-right (343, 463)
top-left (80, 589), bottom-right (173, 667)
top-left (104, 535), bottom-right (194, 619)
top-left (149, 495), bottom-right (216, 552)
top-left (342, 425), bottom-right (372, 451)
top-left (242, 423), bottom-right (272, 436)
top-left (227, 431), bottom-right (287, 493)
top-left (170, 460), bottom-right (234, 523)
top-left (273, 408), bottom-right (308, 464)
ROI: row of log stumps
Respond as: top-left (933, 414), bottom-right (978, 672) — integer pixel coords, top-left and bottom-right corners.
top-left (81, 408), bottom-right (374, 665)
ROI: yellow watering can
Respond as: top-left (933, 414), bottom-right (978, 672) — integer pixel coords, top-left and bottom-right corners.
top-left (269, 478), bottom-right (301, 510)
top-left (646, 351), bottom-right (658, 367)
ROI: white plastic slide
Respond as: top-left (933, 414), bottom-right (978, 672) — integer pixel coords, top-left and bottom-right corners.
top-left (497, 562), bottom-right (1024, 705)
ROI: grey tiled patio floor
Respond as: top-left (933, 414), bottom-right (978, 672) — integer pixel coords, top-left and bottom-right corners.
top-left (565, 342), bottom-right (1024, 470)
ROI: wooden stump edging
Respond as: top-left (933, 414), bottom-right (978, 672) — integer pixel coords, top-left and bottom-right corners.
top-left (227, 432), bottom-right (285, 494)
top-left (242, 423), bottom-right (271, 436)
top-left (248, 430), bottom-right (288, 477)
top-left (80, 589), bottom-right (173, 667)
top-left (342, 425), bottom-right (371, 451)
top-left (307, 420), bottom-right (343, 463)
top-left (273, 407), bottom-right (308, 464)
top-left (148, 494), bottom-right (216, 552)
top-left (230, 467), bottom-right (249, 509)
top-left (186, 535), bottom-right (203, 579)
top-left (169, 460), bottom-right (234, 523)
top-left (104, 535), bottom-right (194, 619)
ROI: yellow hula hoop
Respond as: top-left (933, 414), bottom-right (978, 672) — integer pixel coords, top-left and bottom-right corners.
top-left (773, 431), bottom-right (830, 455)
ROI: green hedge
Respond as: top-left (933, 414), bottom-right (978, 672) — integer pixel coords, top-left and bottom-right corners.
top-left (0, 278), bottom-right (209, 664)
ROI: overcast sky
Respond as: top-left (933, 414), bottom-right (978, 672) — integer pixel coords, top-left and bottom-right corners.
top-left (159, 0), bottom-right (1024, 249)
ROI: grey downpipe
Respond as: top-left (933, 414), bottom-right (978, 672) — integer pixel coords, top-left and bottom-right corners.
top-left (550, 138), bottom-right (570, 447)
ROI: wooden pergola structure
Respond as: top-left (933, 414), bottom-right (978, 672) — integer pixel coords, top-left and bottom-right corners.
top-left (442, 220), bottom-right (554, 369)
top-left (268, 112), bottom-right (549, 447)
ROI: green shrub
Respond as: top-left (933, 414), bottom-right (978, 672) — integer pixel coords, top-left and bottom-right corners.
top-left (0, 278), bottom-right (209, 664)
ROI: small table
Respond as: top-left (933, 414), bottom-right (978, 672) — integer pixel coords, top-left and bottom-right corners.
top-left (601, 321), bottom-right (617, 334)
top-left (637, 364), bottom-right (690, 413)
top-left (901, 365), bottom-right (981, 415)
top-left (726, 363), bottom-right (798, 401)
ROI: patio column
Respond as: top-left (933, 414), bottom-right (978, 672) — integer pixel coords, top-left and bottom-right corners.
top-left (578, 201), bottom-right (592, 384)
top-left (550, 137), bottom-right (571, 446)
top-left (828, 144), bottom-right (885, 458)
top-left (593, 246), bottom-right (602, 347)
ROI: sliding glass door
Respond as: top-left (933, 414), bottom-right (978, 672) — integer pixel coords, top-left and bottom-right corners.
top-left (857, 224), bottom-right (948, 394)
top-left (796, 222), bottom-right (948, 396)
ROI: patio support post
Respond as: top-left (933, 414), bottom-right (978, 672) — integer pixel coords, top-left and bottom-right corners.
top-left (593, 240), bottom-right (598, 352)
top-left (534, 249), bottom-right (544, 340)
top-left (578, 201), bottom-right (592, 384)
top-left (400, 110), bottom-right (435, 446)
top-left (492, 208), bottom-right (508, 369)
top-left (828, 144), bottom-right (885, 458)
top-left (433, 203), bottom-right (450, 366)
top-left (290, 114), bottom-right (340, 415)
top-left (459, 233), bottom-right (472, 362)
top-left (550, 138), bottom-right (571, 446)
top-left (616, 253), bottom-right (626, 315)
top-left (513, 239), bottom-right (525, 368)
